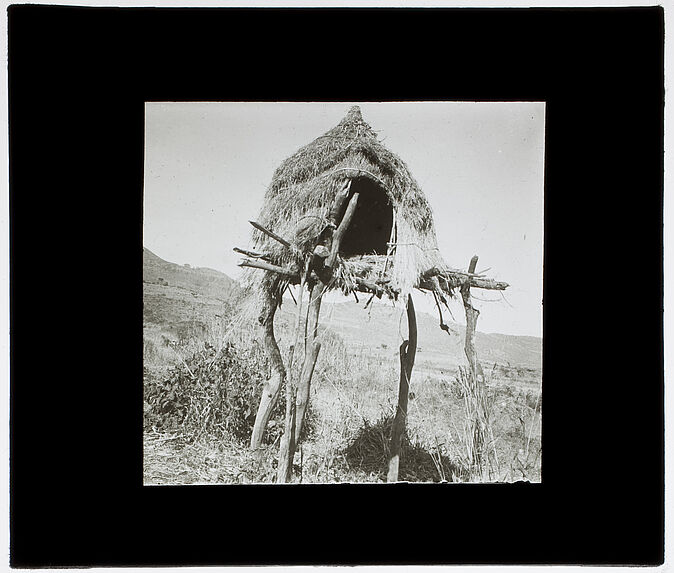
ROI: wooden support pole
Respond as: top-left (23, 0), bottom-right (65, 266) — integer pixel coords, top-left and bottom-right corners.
top-left (387, 294), bottom-right (417, 482)
top-left (459, 256), bottom-right (490, 477)
top-left (246, 190), bottom-right (361, 455)
top-left (250, 290), bottom-right (286, 450)
top-left (312, 180), bottom-right (356, 282)
top-left (327, 180), bottom-right (352, 225)
top-left (325, 192), bottom-right (360, 269)
top-left (277, 265), bottom-right (309, 483)
top-left (276, 377), bottom-right (297, 483)
top-left (279, 188), bottom-right (361, 465)
top-left (294, 340), bottom-right (321, 442)
top-left (460, 255), bottom-right (482, 383)
top-left (293, 282), bottom-right (325, 441)
top-left (293, 189), bottom-right (360, 443)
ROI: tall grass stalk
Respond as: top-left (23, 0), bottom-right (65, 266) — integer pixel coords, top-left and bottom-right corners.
top-left (455, 364), bottom-right (498, 481)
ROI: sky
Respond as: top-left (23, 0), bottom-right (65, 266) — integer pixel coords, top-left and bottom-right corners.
top-left (144, 102), bottom-right (545, 337)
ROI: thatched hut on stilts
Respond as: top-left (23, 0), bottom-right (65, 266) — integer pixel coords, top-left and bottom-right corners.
top-left (235, 106), bottom-right (508, 482)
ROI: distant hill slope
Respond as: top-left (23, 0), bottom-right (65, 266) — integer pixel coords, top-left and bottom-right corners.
top-left (143, 247), bottom-right (238, 302)
top-left (284, 301), bottom-right (542, 373)
top-left (143, 248), bottom-right (541, 373)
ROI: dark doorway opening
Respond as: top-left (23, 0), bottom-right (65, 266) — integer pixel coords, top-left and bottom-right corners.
top-left (340, 177), bottom-right (393, 257)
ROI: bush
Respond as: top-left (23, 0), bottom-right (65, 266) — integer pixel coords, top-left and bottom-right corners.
top-left (144, 342), bottom-right (273, 443)
top-left (144, 341), bottom-right (317, 445)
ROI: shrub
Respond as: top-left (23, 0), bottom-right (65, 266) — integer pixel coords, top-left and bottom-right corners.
top-left (144, 341), bottom-right (317, 445)
top-left (144, 342), bottom-right (272, 443)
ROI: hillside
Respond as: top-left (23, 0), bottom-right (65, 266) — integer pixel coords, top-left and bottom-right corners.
top-left (143, 248), bottom-right (240, 363)
top-left (143, 247), bottom-right (238, 301)
top-left (143, 249), bottom-right (542, 484)
top-left (278, 299), bottom-right (542, 378)
top-left (142, 248), bottom-right (541, 375)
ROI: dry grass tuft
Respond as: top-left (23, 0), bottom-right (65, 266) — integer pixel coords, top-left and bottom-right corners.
top-left (342, 415), bottom-right (457, 482)
top-left (143, 431), bottom-right (278, 485)
top-left (450, 365), bottom-right (500, 481)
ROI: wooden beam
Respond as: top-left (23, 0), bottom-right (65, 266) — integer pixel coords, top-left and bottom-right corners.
top-left (238, 262), bottom-right (387, 298)
top-left (354, 278), bottom-right (385, 298)
top-left (249, 220), bottom-right (302, 258)
top-left (421, 267), bottom-right (509, 291)
top-left (464, 276), bottom-right (509, 290)
top-left (238, 259), bottom-right (299, 281)
top-left (239, 258), bottom-right (508, 297)
top-left (249, 220), bottom-right (294, 249)
top-left (233, 246), bottom-right (272, 262)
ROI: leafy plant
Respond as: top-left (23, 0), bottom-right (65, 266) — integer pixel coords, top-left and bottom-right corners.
top-left (144, 342), bottom-right (275, 443)
top-left (144, 340), bottom-right (318, 445)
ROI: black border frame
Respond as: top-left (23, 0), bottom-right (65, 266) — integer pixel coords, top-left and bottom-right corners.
top-left (8, 5), bottom-right (664, 567)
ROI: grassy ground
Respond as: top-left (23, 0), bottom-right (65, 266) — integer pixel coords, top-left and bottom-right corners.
top-left (143, 271), bottom-right (542, 484)
top-left (143, 287), bottom-right (542, 484)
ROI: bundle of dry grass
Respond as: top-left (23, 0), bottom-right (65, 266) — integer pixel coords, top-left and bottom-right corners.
top-left (342, 415), bottom-right (458, 482)
top-left (241, 106), bottom-right (450, 304)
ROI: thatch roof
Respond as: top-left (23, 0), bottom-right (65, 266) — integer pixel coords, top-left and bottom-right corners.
top-left (243, 105), bottom-right (450, 302)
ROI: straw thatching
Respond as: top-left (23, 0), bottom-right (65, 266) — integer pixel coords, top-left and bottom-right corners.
top-left (241, 105), bottom-right (451, 305)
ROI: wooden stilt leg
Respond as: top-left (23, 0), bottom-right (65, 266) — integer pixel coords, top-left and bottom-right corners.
top-left (460, 256), bottom-right (483, 384)
top-left (271, 188), bottom-right (359, 474)
top-left (387, 294), bottom-right (417, 482)
top-left (460, 256), bottom-right (488, 477)
top-left (292, 189), bottom-right (357, 441)
top-left (276, 379), bottom-right (297, 483)
top-left (277, 271), bottom-right (308, 482)
top-left (293, 281), bottom-right (325, 442)
top-left (250, 289), bottom-right (285, 450)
